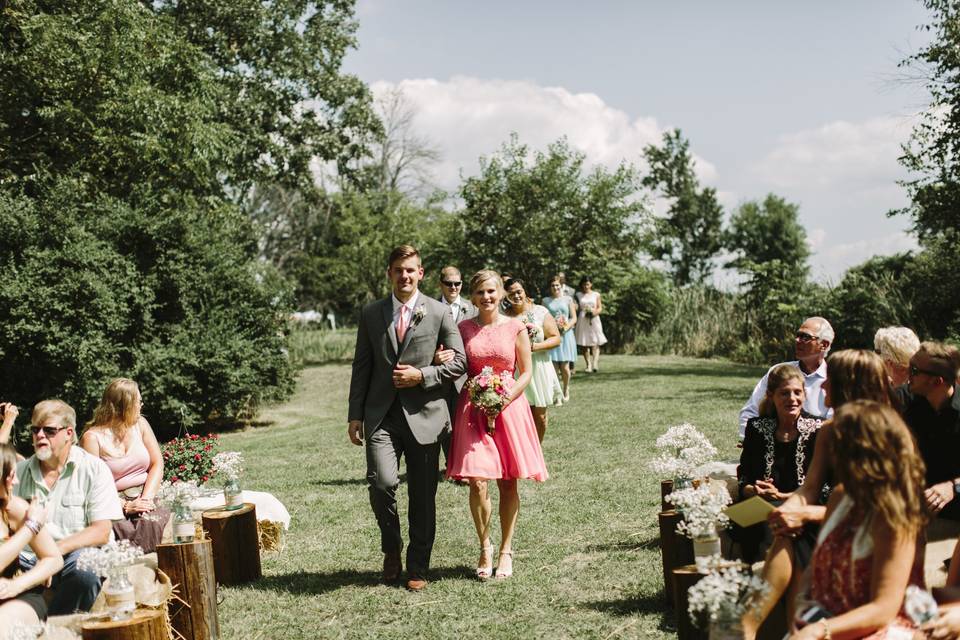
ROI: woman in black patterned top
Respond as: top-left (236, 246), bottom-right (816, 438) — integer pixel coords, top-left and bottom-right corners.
top-left (735, 364), bottom-right (825, 562)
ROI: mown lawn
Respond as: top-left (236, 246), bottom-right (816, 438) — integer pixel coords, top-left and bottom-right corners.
top-left (214, 355), bottom-right (764, 639)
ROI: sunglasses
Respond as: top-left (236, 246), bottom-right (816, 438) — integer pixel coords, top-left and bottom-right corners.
top-left (441, 280), bottom-right (462, 287)
top-left (910, 365), bottom-right (944, 379)
top-left (30, 425), bottom-right (67, 438)
top-left (795, 331), bottom-right (820, 343)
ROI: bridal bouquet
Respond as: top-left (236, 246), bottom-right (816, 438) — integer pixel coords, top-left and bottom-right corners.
top-left (523, 312), bottom-right (543, 343)
top-left (649, 423), bottom-right (718, 484)
top-left (687, 565), bottom-right (769, 632)
top-left (583, 301), bottom-right (595, 318)
top-left (555, 314), bottom-right (569, 332)
top-left (466, 366), bottom-right (513, 435)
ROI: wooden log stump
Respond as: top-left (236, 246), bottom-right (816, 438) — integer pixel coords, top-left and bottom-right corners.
top-left (660, 479), bottom-right (674, 512)
top-left (202, 503), bottom-right (262, 586)
top-left (659, 509), bottom-right (694, 606)
top-left (672, 564), bottom-right (709, 640)
top-left (81, 609), bottom-right (169, 640)
top-left (157, 540), bottom-right (219, 640)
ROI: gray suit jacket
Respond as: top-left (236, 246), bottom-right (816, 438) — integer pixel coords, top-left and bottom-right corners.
top-left (348, 294), bottom-right (466, 444)
top-left (438, 296), bottom-right (475, 392)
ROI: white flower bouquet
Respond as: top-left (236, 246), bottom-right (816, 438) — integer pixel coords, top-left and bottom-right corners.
top-left (649, 423), bottom-right (718, 482)
top-left (666, 484), bottom-right (731, 539)
top-left (687, 565), bottom-right (769, 629)
top-left (212, 451), bottom-right (244, 482)
top-left (76, 539), bottom-right (144, 578)
top-left (156, 480), bottom-right (202, 507)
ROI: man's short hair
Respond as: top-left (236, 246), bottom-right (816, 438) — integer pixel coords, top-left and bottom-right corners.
top-left (440, 266), bottom-right (461, 280)
top-left (874, 327), bottom-right (921, 367)
top-left (917, 341), bottom-right (960, 381)
top-left (32, 399), bottom-right (77, 442)
top-left (807, 316), bottom-right (834, 345)
top-left (387, 245), bottom-right (420, 268)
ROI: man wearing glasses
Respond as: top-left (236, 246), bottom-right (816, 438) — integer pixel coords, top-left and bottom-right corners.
top-left (897, 342), bottom-right (960, 586)
top-left (737, 317), bottom-right (834, 439)
top-left (15, 400), bottom-right (123, 614)
top-left (437, 266), bottom-right (475, 324)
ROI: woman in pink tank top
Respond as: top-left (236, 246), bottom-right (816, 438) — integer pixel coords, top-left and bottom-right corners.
top-left (81, 379), bottom-right (167, 552)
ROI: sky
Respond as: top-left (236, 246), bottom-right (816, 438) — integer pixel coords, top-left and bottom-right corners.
top-left (343, 1), bottom-right (935, 283)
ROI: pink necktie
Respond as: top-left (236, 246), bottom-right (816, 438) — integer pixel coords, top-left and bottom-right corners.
top-left (396, 304), bottom-right (408, 342)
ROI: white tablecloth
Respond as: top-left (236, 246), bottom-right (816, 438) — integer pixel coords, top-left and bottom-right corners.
top-left (190, 490), bottom-right (290, 530)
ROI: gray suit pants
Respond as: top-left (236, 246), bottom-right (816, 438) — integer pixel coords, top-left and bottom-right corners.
top-left (366, 398), bottom-right (440, 579)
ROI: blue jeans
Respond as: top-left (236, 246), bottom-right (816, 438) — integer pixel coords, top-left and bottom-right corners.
top-left (20, 549), bottom-right (101, 615)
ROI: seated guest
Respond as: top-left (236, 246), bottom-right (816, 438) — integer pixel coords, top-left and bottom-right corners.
top-left (81, 379), bottom-right (167, 553)
top-left (745, 350), bottom-right (894, 639)
top-left (919, 539), bottom-right (960, 638)
top-left (897, 341), bottom-right (960, 588)
top-left (0, 443), bottom-right (63, 629)
top-left (738, 317), bottom-right (834, 440)
top-left (788, 400), bottom-right (926, 639)
top-left (15, 400), bottom-right (123, 615)
top-left (735, 364), bottom-right (825, 563)
top-left (873, 326), bottom-right (920, 388)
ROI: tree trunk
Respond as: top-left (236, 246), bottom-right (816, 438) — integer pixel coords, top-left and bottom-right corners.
top-left (156, 540), bottom-right (220, 640)
top-left (81, 609), bottom-right (169, 640)
top-left (202, 503), bottom-right (262, 586)
top-left (659, 509), bottom-right (694, 606)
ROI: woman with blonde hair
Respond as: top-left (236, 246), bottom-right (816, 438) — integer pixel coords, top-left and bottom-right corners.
top-left (873, 326), bottom-right (920, 388)
top-left (81, 379), bottom-right (167, 552)
top-left (445, 270), bottom-right (548, 580)
top-left (0, 443), bottom-right (62, 629)
top-left (789, 400), bottom-right (926, 639)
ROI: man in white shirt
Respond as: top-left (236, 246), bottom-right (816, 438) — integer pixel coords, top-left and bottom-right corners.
top-left (437, 266), bottom-right (475, 323)
top-left (737, 317), bottom-right (834, 439)
top-left (16, 400), bottom-right (124, 614)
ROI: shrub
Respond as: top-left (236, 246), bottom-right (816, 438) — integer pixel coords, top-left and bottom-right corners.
top-left (161, 433), bottom-right (221, 484)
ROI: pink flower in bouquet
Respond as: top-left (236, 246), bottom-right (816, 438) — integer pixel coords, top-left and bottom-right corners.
top-left (466, 366), bottom-right (513, 435)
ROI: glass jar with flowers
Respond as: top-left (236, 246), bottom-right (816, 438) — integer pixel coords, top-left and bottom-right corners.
top-left (77, 540), bottom-right (144, 621)
top-left (666, 482), bottom-right (732, 565)
top-left (212, 451), bottom-right (245, 511)
top-left (687, 564), bottom-right (769, 639)
top-left (157, 480), bottom-right (201, 543)
top-left (649, 423), bottom-right (718, 492)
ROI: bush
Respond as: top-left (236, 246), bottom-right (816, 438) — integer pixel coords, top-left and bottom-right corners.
top-left (601, 264), bottom-right (669, 351)
top-left (635, 285), bottom-right (740, 358)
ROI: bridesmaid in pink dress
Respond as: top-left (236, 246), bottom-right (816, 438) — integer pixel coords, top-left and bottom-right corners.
top-left (789, 401), bottom-right (926, 640)
top-left (445, 269), bottom-right (548, 580)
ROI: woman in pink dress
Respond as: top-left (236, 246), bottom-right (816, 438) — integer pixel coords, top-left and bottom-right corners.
top-left (789, 400), bottom-right (926, 640)
top-left (445, 269), bottom-right (548, 581)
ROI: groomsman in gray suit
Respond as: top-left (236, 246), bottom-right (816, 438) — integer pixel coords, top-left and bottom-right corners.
top-left (348, 245), bottom-right (466, 591)
top-left (436, 266), bottom-right (475, 475)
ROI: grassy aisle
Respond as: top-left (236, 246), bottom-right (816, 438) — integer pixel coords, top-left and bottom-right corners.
top-left (214, 355), bottom-right (763, 639)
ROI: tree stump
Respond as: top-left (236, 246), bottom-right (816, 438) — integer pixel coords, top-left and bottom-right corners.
top-left (157, 540), bottom-right (219, 640)
top-left (659, 509), bottom-right (694, 606)
top-left (672, 564), bottom-right (708, 640)
top-left (81, 609), bottom-right (169, 640)
top-left (202, 503), bottom-right (262, 586)
top-left (660, 480), bottom-right (674, 512)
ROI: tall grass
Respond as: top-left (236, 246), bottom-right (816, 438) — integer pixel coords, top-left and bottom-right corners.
top-left (633, 286), bottom-right (742, 359)
top-left (287, 327), bottom-right (356, 366)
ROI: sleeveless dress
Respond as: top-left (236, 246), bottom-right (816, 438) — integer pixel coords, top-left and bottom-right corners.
top-left (88, 423), bottom-right (169, 552)
top-left (808, 495), bottom-right (922, 638)
top-left (519, 305), bottom-right (563, 408)
top-left (574, 291), bottom-right (607, 347)
top-left (1, 510), bottom-right (48, 620)
top-left (446, 318), bottom-right (549, 481)
top-left (542, 295), bottom-right (577, 363)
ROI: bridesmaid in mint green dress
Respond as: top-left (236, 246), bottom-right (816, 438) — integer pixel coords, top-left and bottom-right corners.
top-left (504, 277), bottom-right (563, 442)
top-left (542, 276), bottom-right (577, 401)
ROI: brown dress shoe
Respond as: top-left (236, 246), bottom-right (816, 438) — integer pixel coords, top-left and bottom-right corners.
top-left (382, 552), bottom-right (402, 583)
top-left (405, 577), bottom-right (427, 592)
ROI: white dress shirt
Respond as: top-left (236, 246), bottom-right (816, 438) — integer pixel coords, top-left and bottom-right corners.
top-left (442, 295), bottom-right (470, 322)
top-left (738, 359), bottom-right (831, 439)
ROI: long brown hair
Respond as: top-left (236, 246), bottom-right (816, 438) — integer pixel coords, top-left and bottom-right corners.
top-left (827, 349), bottom-right (895, 408)
top-left (86, 378), bottom-right (141, 433)
top-left (829, 400), bottom-right (927, 533)
top-left (0, 442), bottom-right (17, 508)
top-left (758, 364), bottom-right (805, 418)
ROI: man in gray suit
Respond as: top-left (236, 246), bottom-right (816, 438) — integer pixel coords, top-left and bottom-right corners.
top-left (348, 245), bottom-right (466, 591)
top-left (436, 265), bottom-right (474, 476)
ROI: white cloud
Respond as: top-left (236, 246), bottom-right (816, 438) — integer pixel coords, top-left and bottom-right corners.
top-left (811, 231), bottom-right (918, 283)
top-left (371, 76), bottom-right (717, 191)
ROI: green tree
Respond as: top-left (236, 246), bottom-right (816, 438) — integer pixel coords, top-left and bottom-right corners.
top-left (642, 129), bottom-right (724, 286)
top-left (725, 194), bottom-right (811, 274)
top-left (0, 0), bottom-right (376, 435)
top-left (458, 136), bottom-right (648, 299)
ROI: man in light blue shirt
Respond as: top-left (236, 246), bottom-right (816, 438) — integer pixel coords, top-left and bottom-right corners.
top-left (16, 400), bottom-right (123, 614)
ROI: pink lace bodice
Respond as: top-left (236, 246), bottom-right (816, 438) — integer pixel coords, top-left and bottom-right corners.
top-left (458, 317), bottom-right (523, 377)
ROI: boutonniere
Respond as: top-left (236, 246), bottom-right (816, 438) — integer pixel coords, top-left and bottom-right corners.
top-left (412, 304), bottom-right (426, 324)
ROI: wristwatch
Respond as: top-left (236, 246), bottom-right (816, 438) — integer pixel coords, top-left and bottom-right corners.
top-left (953, 478), bottom-right (960, 497)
